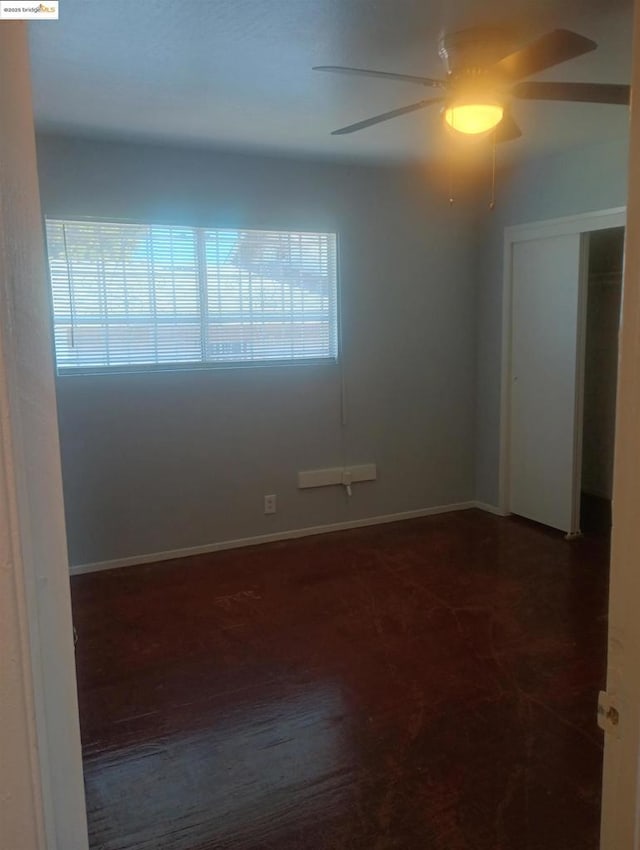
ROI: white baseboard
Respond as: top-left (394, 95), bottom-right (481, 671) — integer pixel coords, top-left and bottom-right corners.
top-left (471, 501), bottom-right (509, 517)
top-left (70, 500), bottom-right (487, 576)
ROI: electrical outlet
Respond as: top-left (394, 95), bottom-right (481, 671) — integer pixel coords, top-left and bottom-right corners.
top-left (264, 494), bottom-right (277, 515)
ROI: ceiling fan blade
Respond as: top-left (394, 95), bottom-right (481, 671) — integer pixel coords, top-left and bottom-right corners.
top-left (495, 111), bottom-right (522, 143)
top-left (513, 81), bottom-right (630, 105)
top-left (313, 65), bottom-right (443, 89)
top-left (331, 99), bottom-right (442, 135)
top-left (494, 29), bottom-right (597, 80)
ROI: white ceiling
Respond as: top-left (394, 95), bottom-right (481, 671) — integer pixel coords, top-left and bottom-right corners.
top-left (29, 0), bottom-right (634, 165)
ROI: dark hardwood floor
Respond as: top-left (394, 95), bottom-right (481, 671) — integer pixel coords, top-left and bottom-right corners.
top-left (71, 510), bottom-right (609, 850)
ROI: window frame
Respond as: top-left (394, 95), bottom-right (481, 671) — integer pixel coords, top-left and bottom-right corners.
top-left (45, 216), bottom-right (341, 377)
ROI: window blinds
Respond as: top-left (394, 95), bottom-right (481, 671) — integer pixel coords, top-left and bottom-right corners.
top-left (46, 219), bottom-right (338, 372)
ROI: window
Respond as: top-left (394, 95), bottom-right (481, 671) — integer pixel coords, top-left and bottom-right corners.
top-left (46, 219), bottom-right (338, 373)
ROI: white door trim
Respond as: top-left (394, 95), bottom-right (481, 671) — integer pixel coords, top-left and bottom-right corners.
top-left (498, 207), bottom-right (627, 520)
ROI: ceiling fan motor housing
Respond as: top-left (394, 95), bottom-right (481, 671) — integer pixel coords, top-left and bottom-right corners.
top-left (438, 28), bottom-right (510, 75)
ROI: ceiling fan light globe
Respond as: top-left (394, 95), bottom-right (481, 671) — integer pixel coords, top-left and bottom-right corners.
top-left (444, 102), bottom-right (504, 135)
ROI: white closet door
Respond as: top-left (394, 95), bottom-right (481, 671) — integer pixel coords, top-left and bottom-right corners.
top-left (509, 233), bottom-right (584, 533)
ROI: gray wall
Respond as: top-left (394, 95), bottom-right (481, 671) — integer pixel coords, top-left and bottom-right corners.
top-left (474, 138), bottom-right (630, 506)
top-left (37, 134), bottom-right (478, 566)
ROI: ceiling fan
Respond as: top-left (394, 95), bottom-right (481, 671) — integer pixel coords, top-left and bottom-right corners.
top-left (313, 28), bottom-right (631, 142)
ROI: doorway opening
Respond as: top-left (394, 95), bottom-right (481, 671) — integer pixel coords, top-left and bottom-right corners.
top-left (580, 227), bottom-right (625, 535)
top-left (499, 208), bottom-right (626, 535)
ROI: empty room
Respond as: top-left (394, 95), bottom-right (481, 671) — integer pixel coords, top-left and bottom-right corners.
top-left (3, 0), bottom-right (640, 848)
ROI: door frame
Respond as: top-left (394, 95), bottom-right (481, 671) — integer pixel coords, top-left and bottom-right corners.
top-left (498, 207), bottom-right (627, 530)
top-left (0, 24), bottom-right (88, 850)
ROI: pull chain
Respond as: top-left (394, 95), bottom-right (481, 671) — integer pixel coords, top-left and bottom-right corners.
top-left (489, 133), bottom-right (497, 211)
top-left (449, 152), bottom-right (455, 206)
